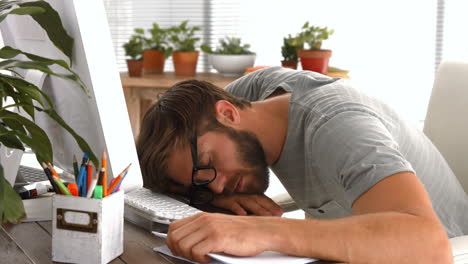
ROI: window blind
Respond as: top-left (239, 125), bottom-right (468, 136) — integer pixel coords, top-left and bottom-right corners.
top-left (438, 0), bottom-right (468, 65)
top-left (103, 0), bottom-right (207, 72)
top-left (103, 0), bottom-right (242, 73)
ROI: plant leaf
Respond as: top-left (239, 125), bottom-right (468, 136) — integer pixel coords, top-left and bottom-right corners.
top-left (0, 5), bottom-right (44, 23)
top-left (0, 109), bottom-right (53, 163)
top-left (0, 167), bottom-right (26, 224)
top-left (0, 48), bottom-right (89, 97)
top-left (0, 125), bottom-right (24, 150)
top-left (18, 1), bottom-right (74, 65)
top-left (0, 74), bottom-right (48, 108)
top-left (38, 107), bottom-right (99, 169)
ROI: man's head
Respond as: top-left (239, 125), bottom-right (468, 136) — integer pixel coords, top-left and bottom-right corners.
top-left (136, 80), bottom-right (270, 200)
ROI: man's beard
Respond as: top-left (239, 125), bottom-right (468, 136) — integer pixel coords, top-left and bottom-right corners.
top-left (221, 126), bottom-right (270, 194)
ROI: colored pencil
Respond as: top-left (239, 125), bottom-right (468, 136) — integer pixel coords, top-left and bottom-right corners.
top-left (86, 164), bottom-right (92, 194)
top-left (102, 150), bottom-right (108, 197)
top-left (41, 162), bottom-right (60, 194)
top-left (107, 163), bottom-right (131, 195)
top-left (47, 162), bottom-right (61, 179)
top-left (73, 155), bottom-right (79, 182)
top-left (86, 168), bottom-right (101, 198)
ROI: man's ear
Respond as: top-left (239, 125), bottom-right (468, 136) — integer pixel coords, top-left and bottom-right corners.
top-left (214, 100), bottom-right (241, 127)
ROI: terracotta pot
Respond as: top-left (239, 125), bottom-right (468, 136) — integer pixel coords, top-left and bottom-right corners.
top-left (143, 49), bottom-right (165, 73)
top-left (298, 49), bottom-right (332, 74)
top-left (126, 59), bottom-right (143, 77)
top-left (172, 51), bottom-right (199, 76)
top-left (281, 60), bottom-right (298, 70)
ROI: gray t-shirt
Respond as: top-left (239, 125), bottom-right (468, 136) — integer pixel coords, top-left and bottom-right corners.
top-left (225, 66), bottom-right (468, 238)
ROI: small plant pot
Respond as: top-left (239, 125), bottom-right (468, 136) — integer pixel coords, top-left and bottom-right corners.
top-left (208, 54), bottom-right (256, 77)
top-left (298, 49), bottom-right (332, 74)
top-left (172, 51), bottom-right (199, 76)
top-left (143, 49), bottom-right (165, 73)
top-left (281, 60), bottom-right (298, 70)
top-left (126, 59), bottom-right (143, 77)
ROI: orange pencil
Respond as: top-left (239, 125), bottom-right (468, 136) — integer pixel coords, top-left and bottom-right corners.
top-left (107, 163), bottom-right (131, 195)
top-left (47, 162), bottom-right (61, 179)
top-left (102, 150), bottom-right (108, 197)
top-left (87, 164), bottom-right (92, 193)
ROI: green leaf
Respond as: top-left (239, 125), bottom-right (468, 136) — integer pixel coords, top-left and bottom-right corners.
top-left (0, 50), bottom-right (89, 97)
top-left (0, 75), bottom-right (49, 108)
top-left (19, 1), bottom-right (74, 65)
top-left (0, 109), bottom-right (53, 163)
top-left (0, 125), bottom-right (25, 150)
top-left (0, 5), bottom-right (45, 23)
top-left (0, 167), bottom-right (26, 224)
top-left (38, 107), bottom-right (99, 169)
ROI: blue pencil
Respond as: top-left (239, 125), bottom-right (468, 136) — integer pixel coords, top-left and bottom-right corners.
top-left (111, 170), bottom-right (128, 194)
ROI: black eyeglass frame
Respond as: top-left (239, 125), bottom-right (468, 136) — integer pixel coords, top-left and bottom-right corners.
top-left (189, 136), bottom-right (217, 205)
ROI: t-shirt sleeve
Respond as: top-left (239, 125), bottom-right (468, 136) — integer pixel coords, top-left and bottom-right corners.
top-left (310, 110), bottom-right (415, 205)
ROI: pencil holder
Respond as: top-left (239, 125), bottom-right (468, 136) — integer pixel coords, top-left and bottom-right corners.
top-left (51, 190), bottom-right (124, 264)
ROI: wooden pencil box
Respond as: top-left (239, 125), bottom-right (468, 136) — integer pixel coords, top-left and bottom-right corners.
top-left (51, 190), bottom-right (124, 264)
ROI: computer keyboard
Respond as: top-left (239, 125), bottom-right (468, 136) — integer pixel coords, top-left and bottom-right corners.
top-left (124, 188), bottom-right (202, 225)
top-left (17, 165), bottom-right (49, 183)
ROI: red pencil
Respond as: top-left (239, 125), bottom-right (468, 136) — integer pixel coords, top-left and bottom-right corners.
top-left (87, 164), bottom-right (92, 193)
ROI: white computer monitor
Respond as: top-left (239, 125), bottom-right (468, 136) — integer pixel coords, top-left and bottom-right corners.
top-left (0, 0), bottom-right (142, 191)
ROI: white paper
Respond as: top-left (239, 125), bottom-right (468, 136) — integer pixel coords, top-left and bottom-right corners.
top-left (154, 245), bottom-right (317, 264)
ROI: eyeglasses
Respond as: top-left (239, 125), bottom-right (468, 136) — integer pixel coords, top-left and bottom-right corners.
top-left (189, 136), bottom-right (217, 205)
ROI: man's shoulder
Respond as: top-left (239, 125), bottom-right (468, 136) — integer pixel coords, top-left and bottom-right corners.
top-left (225, 67), bottom-right (306, 101)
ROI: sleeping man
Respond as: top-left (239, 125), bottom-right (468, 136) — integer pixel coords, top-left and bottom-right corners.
top-left (137, 66), bottom-right (467, 263)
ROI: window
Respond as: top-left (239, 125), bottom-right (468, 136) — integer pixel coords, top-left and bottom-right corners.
top-left (104, 0), bottom-right (445, 123)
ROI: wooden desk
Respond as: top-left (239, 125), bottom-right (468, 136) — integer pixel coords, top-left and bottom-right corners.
top-left (1, 220), bottom-right (342, 264)
top-left (121, 72), bottom-right (238, 139)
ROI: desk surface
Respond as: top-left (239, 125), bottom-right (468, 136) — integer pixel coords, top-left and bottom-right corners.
top-left (1, 220), bottom-right (342, 264)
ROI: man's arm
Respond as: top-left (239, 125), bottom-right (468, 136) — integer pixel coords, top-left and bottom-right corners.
top-left (166, 171), bottom-right (453, 263)
top-left (275, 171), bottom-right (452, 263)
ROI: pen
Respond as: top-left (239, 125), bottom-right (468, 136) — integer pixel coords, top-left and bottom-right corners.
top-left (93, 185), bottom-right (103, 199)
top-left (41, 162), bottom-right (60, 194)
top-left (77, 152), bottom-right (89, 196)
top-left (152, 231), bottom-right (167, 239)
top-left (102, 150), bottom-right (108, 197)
top-left (73, 155), bottom-right (79, 182)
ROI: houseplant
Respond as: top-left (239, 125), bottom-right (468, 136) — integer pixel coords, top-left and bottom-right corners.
top-left (296, 22), bottom-right (334, 74)
top-left (201, 37), bottom-right (256, 76)
top-left (280, 34), bottom-right (303, 70)
top-left (0, 0), bottom-right (98, 224)
top-left (123, 33), bottom-right (144, 77)
top-left (136, 23), bottom-right (172, 73)
top-left (168, 20), bottom-right (201, 76)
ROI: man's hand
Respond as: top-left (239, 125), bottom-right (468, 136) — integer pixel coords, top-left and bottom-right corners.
top-left (211, 194), bottom-right (283, 216)
top-left (166, 213), bottom-right (282, 263)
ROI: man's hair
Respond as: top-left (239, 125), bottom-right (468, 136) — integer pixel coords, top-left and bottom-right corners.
top-left (136, 80), bottom-right (251, 193)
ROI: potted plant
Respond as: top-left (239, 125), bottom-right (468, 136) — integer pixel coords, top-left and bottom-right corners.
top-left (123, 34), bottom-right (144, 77)
top-left (296, 22), bottom-right (334, 74)
top-left (168, 20), bottom-right (201, 76)
top-left (0, 0), bottom-right (97, 224)
top-left (281, 34), bottom-right (303, 70)
top-left (136, 23), bottom-right (172, 73)
top-left (201, 37), bottom-right (256, 77)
